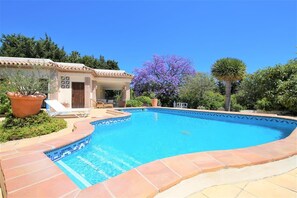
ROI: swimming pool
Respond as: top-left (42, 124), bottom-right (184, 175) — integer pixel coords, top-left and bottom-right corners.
top-left (46, 108), bottom-right (297, 189)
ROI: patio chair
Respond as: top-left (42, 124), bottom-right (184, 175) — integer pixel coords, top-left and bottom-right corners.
top-left (176, 102), bottom-right (188, 108)
top-left (45, 100), bottom-right (91, 117)
top-left (91, 99), bottom-right (113, 108)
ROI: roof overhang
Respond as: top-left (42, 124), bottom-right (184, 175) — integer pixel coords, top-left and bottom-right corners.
top-left (0, 57), bottom-right (134, 79)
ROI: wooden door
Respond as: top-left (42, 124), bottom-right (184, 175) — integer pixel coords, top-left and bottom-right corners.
top-left (72, 82), bottom-right (85, 108)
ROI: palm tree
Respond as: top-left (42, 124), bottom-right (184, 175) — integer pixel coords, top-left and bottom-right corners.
top-left (212, 58), bottom-right (246, 111)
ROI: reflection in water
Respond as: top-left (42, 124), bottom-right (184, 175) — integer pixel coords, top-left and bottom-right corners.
top-left (181, 131), bottom-right (191, 135)
top-left (154, 112), bottom-right (158, 121)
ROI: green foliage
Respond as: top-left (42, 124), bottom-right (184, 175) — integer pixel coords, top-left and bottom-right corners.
top-left (79, 55), bottom-right (119, 70)
top-left (237, 59), bottom-right (297, 113)
top-left (139, 91), bottom-right (156, 99)
top-left (2, 66), bottom-right (54, 96)
top-left (0, 96), bottom-right (10, 114)
top-left (255, 98), bottom-right (272, 111)
top-left (235, 74), bottom-right (258, 109)
top-left (130, 89), bottom-right (135, 100)
top-left (179, 73), bottom-right (216, 108)
top-left (0, 33), bottom-right (119, 70)
top-left (3, 111), bottom-right (51, 128)
top-left (0, 81), bottom-right (11, 114)
top-left (201, 91), bottom-right (224, 110)
top-left (135, 96), bottom-right (152, 106)
top-left (0, 111), bottom-right (67, 142)
top-left (277, 74), bottom-right (297, 112)
top-left (0, 34), bottom-right (66, 61)
top-left (211, 58), bottom-right (246, 111)
top-left (216, 80), bottom-right (241, 95)
top-left (211, 58), bottom-right (246, 82)
top-left (197, 106), bottom-right (206, 110)
top-left (230, 95), bottom-right (244, 112)
top-left (126, 99), bottom-right (143, 107)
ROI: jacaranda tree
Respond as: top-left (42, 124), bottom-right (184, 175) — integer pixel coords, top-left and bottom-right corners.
top-left (132, 55), bottom-right (195, 106)
top-left (211, 58), bottom-right (246, 111)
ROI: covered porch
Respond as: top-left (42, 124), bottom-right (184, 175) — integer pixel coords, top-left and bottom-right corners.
top-left (92, 70), bottom-right (132, 108)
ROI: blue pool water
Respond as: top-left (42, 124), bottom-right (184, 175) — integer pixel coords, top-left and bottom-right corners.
top-left (53, 109), bottom-right (296, 189)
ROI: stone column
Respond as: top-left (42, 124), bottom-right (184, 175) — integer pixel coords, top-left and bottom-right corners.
top-left (85, 77), bottom-right (91, 108)
top-left (92, 80), bottom-right (97, 107)
top-left (124, 83), bottom-right (130, 101)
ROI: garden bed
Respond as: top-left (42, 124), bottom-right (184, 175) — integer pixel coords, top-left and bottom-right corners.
top-left (0, 111), bottom-right (67, 142)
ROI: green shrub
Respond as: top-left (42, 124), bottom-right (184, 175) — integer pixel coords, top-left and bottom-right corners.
top-left (231, 95), bottom-right (244, 112)
top-left (197, 106), bottom-right (206, 110)
top-left (231, 103), bottom-right (244, 112)
top-left (126, 99), bottom-right (143, 107)
top-left (255, 98), bottom-right (272, 111)
top-left (0, 94), bottom-right (10, 115)
top-left (0, 111), bottom-right (67, 142)
top-left (0, 81), bottom-right (11, 115)
top-left (135, 96), bottom-right (152, 106)
top-left (179, 73), bottom-right (216, 108)
top-left (2, 111), bottom-right (51, 128)
top-left (237, 59), bottom-right (297, 113)
top-left (277, 74), bottom-right (297, 113)
top-left (201, 91), bottom-right (224, 110)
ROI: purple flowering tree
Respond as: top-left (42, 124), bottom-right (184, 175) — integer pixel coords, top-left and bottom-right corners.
top-left (132, 55), bottom-right (195, 106)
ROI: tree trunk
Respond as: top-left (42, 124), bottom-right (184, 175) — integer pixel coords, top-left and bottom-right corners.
top-left (225, 81), bottom-right (232, 111)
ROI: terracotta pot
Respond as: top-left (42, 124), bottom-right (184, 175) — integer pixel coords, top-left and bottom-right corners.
top-left (151, 98), bottom-right (158, 107)
top-left (118, 100), bottom-right (126, 108)
top-left (7, 92), bottom-right (46, 118)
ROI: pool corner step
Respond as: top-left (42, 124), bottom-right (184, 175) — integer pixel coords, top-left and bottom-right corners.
top-left (106, 110), bottom-right (125, 116)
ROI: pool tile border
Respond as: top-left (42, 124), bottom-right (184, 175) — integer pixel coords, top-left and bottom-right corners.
top-left (0, 108), bottom-right (296, 198)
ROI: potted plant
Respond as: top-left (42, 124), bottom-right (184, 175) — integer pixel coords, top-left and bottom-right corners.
top-left (3, 65), bottom-right (54, 118)
top-left (115, 93), bottom-right (126, 107)
top-left (150, 93), bottom-right (158, 107)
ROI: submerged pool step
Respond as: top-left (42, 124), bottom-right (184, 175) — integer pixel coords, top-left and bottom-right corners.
top-left (92, 145), bottom-right (142, 168)
top-left (92, 153), bottom-right (127, 173)
top-left (57, 161), bottom-right (92, 188)
top-left (77, 156), bottom-right (111, 179)
top-left (62, 145), bottom-right (141, 187)
top-left (56, 145), bottom-right (143, 188)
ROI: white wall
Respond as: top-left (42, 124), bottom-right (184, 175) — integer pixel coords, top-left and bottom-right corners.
top-left (57, 72), bottom-right (93, 108)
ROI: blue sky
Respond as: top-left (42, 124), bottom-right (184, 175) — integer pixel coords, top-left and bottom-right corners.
top-left (0, 0), bottom-right (296, 74)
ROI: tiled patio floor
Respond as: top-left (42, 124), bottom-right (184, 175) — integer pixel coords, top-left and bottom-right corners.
top-left (188, 168), bottom-right (297, 198)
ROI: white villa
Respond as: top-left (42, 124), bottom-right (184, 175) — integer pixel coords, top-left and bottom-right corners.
top-left (0, 57), bottom-right (133, 108)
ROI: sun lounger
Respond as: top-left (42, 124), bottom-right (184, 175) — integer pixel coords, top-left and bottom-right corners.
top-left (45, 100), bottom-right (91, 117)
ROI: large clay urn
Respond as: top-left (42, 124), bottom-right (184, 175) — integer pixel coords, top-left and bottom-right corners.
top-left (151, 98), bottom-right (158, 107)
top-left (7, 92), bottom-right (46, 118)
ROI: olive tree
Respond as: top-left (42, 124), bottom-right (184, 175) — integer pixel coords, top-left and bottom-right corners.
top-left (211, 58), bottom-right (246, 111)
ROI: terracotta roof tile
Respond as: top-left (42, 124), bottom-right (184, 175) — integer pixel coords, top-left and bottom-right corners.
top-left (0, 57), bottom-right (58, 68)
top-left (55, 62), bottom-right (94, 72)
top-left (94, 69), bottom-right (133, 78)
top-left (0, 57), bottom-right (133, 79)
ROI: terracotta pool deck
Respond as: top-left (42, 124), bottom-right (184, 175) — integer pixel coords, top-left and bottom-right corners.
top-left (0, 108), bottom-right (296, 198)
